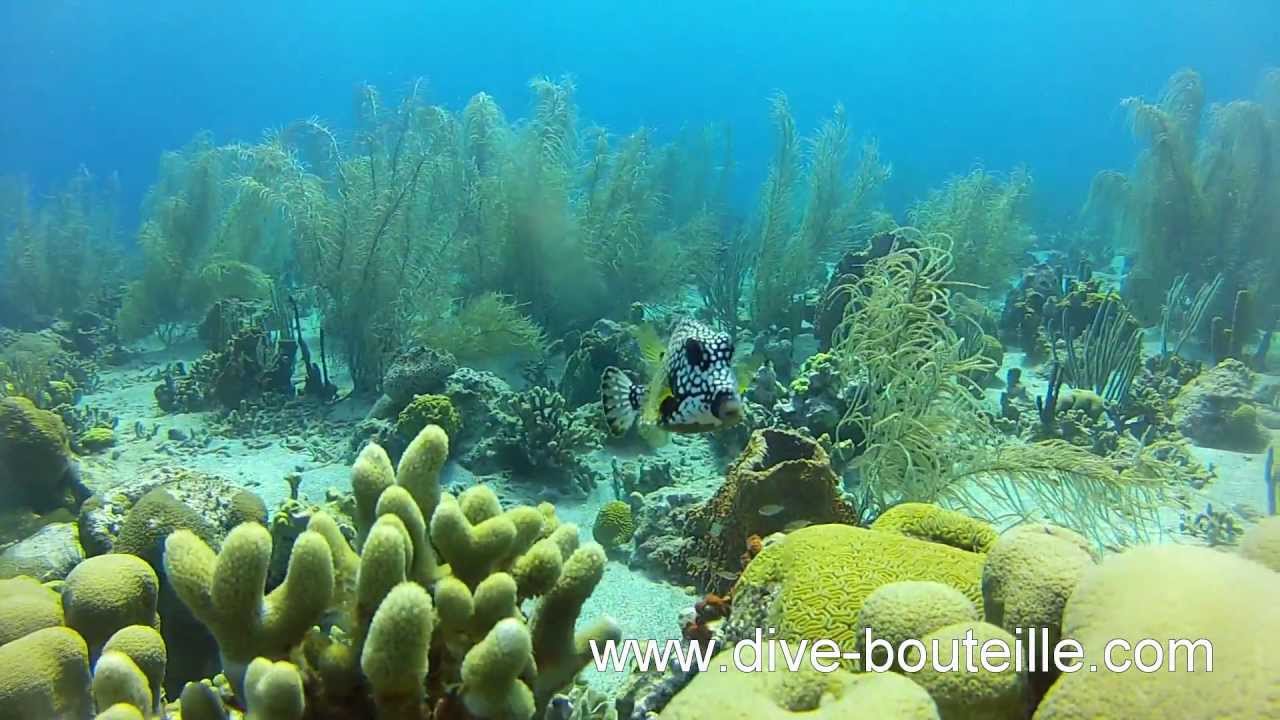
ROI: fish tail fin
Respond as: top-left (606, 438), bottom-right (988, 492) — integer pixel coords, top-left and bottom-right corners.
top-left (601, 366), bottom-right (643, 435)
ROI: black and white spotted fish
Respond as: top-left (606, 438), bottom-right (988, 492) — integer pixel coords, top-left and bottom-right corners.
top-left (600, 318), bottom-right (755, 435)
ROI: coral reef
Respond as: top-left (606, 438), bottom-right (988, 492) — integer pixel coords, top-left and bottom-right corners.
top-left (559, 319), bottom-right (645, 407)
top-left (466, 385), bottom-right (603, 491)
top-left (685, 428), bottom-right (859, 592)
top-left (1034, 545), bottom-right (1280, 719)
top-left (0, 396), bottom-right (84, 513)
top-left (1171, 358), bottom-right (1267, 450)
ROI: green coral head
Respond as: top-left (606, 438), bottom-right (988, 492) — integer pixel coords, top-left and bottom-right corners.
top-left (591, 500), bottom-right (636, 549)
top-left (244, 657), bottom-right (305, 720)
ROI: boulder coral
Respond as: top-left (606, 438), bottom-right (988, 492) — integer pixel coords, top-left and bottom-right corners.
top-left (659, 640), bottom-right (941, 719)
top-left (735, 523), bottom-right (986, 655)
top-left (0, 395), bottom-right (82, 513)
top-left (1033, 544), bottom-right (1280, 719)
top-left (1239, 515), bottom-right (1280, 572)
top-left (871, 503), bottom-right (999, 553)
top-left (905, 620), bottom-right (1030, 720)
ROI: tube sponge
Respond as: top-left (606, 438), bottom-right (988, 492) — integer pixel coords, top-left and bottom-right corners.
top-left (0, 575), bottom-right (64, 645)
top-left (461, 618), bottom-right (536, 720)
top-left (0, 625), bottom-right (92, 720)
top-left (91, 651), bottom-right (152, 716)
top-left (431, 493), bottom-right (517, 588)
top-left (396, 424), bottom-right (448, 521)
top-left (62, 554), bottom-right (159, 657)
top-left (244, 658), bottom-right (305, 720)
top-left (163, 523), bottom-right (333, 699)
top-left (351, 443), bottom-right (396, 543)
top-left (101, 625), bottom-right (166, 716)
top-left (361, 582), bottom-right (434, 715)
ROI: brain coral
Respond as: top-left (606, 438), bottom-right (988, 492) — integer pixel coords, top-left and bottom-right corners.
top-left (737, 524), bottom-right (985, 653)
top-left (659, 641), bottom-right (940, 719)
top-left (0, 396), bottom-right (77, 513)
top-left (1033, 544), bottom-right (1280, 720)
top-left (871, 503), bottom-right (998, 553)
top-left (591, 500), bottom-right (635, 549)
top-left (856, 581), bottom-right (979, 672)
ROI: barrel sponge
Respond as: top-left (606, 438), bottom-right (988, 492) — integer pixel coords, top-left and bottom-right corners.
top-left (529, 543), bottom-right (614, 704)
top-left (871, 503), bottom-right (998, 553)
top-left (982, 524), bottom-right (1093, 649)
top-left (361, 582), bottom-right (434, 705)
top-left (905, 620), bottom-right (1029, 720)
top-left (0, 625), bottom-right (92, 720)
top-left (244, 658), bottom-right (305, 720)
top-left (430, 493), bottom-right (517, 588)
top-left (163, 523), bottom-right (333, 692)
top-left (461, 618), bottom-right (536, 720)
top-left (659, 642), bottom-right (940, 719)
top-left (374, 485), bottom-right (434, 584)
top-left (738, 524), bottom-right (985, 652)
top-left (101, 625), bottom-right (165, 715)
top-left (591, 500), bottom-right (636, 549)
top-left (91, 650), bottom-right (151, 716)
top-left (351, 442), bottom-right (395, 541)
top-left (178, 680), bottom-right (228, 720)
top-left (95, 704), bottom-right (145, 720)
top-left (396, 423), bottom-right (449, 520)
top-left (1240, 515), bottom-right (1280, 572)
top-left (1033, 545), bottom-right (1280, 720)
top-left (0, 575), bottom-right (64, 645)
top-left (856, 581), bottom-right (979, 671)
top-left (62, 553), bottom-right (159, 656)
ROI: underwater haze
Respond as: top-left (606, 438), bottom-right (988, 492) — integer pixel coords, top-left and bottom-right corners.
top-left (2, 2), bottom-right (1280, 720)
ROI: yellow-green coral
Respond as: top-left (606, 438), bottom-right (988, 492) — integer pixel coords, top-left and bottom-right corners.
top-left (78, 427), bottom-right (117, 453)
top-left (871, 503), bottom-right (998, 553)
top-left (100, 625), bottom-right (166, 717)
top-left (738, 524), bottom-right (985, 652)
top-left (906, 620), bottom-right (1030, 720)
top-left (395, 393), bottom-right (462, 440)
top-left (1035, 545), bottom-right (1280, 719)
top-left (591, 500), bottom-right (635, 549)
top-left (0, 625), bottom-right (92, 720)
top-left (163, 523), bottom-right (333, 699)
top-left (244, 658), bottom-right (305, 720)
top-left (91, 650), bottom-right (152, 716)
top-left (461, 618), bottom-right (537, 720)
top-left (0, 575), bottom-right (64, 645)
top-left (0, 396), bottom-right (76, 512)
top-left (856, 581), bottom-right (979, 672)
top-left (660, 642), bottom-right (941, 719)
top-left (361, 582), bottom-right (434, 716)
top-left (61, 553), bottom-right (160, 657)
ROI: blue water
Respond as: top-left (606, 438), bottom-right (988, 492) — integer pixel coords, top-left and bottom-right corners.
top-left (3, 1), bottom-right (1278, 224)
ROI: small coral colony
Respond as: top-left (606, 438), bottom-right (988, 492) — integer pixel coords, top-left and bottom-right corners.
top-left (2, 68), bottom-right (1280, 719)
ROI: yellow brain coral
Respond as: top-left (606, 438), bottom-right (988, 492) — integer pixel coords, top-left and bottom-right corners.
top-left (738, 524), bottom-right (985, 652)
top-left (856, 581), bottom-right (979, 672)
top-left (1033, 544), bottom-right (1280, 720)
top-left (871, 503), bottom-right (998, 553)
top-left (591, 500), bottom-right (635, 549)
top-left (906, 620), bottom-right (1030, 720)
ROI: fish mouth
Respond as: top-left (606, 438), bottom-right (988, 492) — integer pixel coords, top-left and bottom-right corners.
top-left (712, 392), bottom-right (743, 426)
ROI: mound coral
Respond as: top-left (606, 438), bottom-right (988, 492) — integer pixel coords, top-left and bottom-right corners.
top-left (61, 554), bottom-right (160, 658)
top-left (1239, 515), bottom-right (1280, 572)
top-left (871, 503), bottom-right (998, 553)
top-left (394, 392), bottom-right (462, 440)
top-left (659, 641), bottom-right (940, 719)
top-left (592, 500), bottom-right (636, 550)
top-left (905, 620), bottom-right (1030, 720)
top-left (735, 523), bottom-right (985, 654)
top-left (1034, 544), bottom-right (1280, 719)
top-left (855, 581), bottom-right (979, 672)
top-left (0, 395), bottom-right (81, 513)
